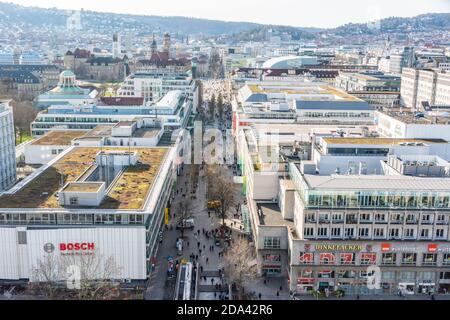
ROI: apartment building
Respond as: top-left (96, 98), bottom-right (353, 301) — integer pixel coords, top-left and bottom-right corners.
top-left (0, 100), bottom-right (16, 191)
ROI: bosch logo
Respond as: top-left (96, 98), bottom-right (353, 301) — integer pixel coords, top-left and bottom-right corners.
top-left (59, 243), bottom-right (95, 251)
top-left (43, 243), bottom-right (55, 253)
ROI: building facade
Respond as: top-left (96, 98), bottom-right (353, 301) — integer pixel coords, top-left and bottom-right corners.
top-left (0, 100), bottom-right (16, 191)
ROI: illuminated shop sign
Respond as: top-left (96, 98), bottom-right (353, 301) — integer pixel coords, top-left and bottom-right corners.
top-left (314, 244), bottom-right (363, 251)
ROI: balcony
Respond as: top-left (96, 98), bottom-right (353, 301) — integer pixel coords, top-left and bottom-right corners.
top-left (346, 219), bottom-right (357, 224)
top-left (359, 220), bottom-right (372, 224)
top-left (436, 220), bottom-right (448, 225)
top-left (421, 220), bottom-right (433, 225)
top-left (390, 220), bottom-right (403, 224)
top-left (304, 219), bottom-right (316, 223)
top-left (381, 260), bottom-right (396, 266)
top-left (318, 219), bottom-right (330, 224)
top-left (405, 219), bottom-right (417, 224)
top-left (332, 219), bottom-right (344, 224)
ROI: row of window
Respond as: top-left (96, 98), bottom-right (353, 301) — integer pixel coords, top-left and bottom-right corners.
top-left (304, 212), bottom-right (448, 224)
top-left (303, 226), bottom-right (446, 240)
top-left (297, 252), bottom-right (450, 266)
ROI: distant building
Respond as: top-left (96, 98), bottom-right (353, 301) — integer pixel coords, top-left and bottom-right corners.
top-left (400, 68), bottom-right (450, 110)
top-left (66, 10), bottom-right (82, 31)
top-left (0, 100), bottom-right (16, 191)
top-left (64, 49), bottom-right (127, 81)
top-left (35, 70), bottom-right (98, 108)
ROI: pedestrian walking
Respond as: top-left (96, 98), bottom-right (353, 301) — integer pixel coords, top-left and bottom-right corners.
top-left (196, 254), bottom-right (198, 260)
top-left (200, 265), bottom-right (203, 273)
top-left (187, 241), bottom-right (190, 247)
top-left (211, 278), bottom-right (214, 285)
top-left (197, 241), bottom-right (200, 248)
top-left (199, 249), bottom-right (202, 255)
top-left (203, 244), bottom-right (206, 250)
top-left (206, 257), bottom-right (209, 264)
top-left (276, 291), bottom-right (279, 297)
top-left (258, 293), bottom-right (262, 299)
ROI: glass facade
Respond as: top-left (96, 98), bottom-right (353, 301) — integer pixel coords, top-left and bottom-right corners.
top-left (289, 162), bottom-right (450, 210)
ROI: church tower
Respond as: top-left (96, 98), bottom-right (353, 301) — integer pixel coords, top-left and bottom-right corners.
top-left (150, 33), bottom-right (157, 55)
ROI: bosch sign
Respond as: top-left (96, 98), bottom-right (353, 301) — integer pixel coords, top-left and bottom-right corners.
top-left (59, 243), bottom-right (95, 251)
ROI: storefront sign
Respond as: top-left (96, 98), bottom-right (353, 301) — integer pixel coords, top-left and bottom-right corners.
top-left (59, 242), bottom-right (95, 251)
top-left (315, 244), bottom-right (363, 251)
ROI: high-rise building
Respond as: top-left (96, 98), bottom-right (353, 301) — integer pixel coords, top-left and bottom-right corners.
top-left (112, 33), bottom-right (121, 59)
top-left (0, 100), bottom-right (16, 191)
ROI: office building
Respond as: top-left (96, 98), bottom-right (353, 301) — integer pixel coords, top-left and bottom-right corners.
top-left (0, 100), bottom-right (16, 191)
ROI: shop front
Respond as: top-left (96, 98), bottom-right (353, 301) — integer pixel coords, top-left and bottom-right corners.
top-left (398, 282), bottom-right (415, 295)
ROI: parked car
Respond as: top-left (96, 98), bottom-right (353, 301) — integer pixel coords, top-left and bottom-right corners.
top-left (176, 218), bottom-right (195, 230)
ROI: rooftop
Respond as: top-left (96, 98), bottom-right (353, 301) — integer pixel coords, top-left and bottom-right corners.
top-left (301, 171), bottom-right (450, 192)
top-left (321, 137), bottom-right (448, 145)
top-left (63, 182), bottom-right (103, 193)
top-left (31, 131), bottom-right (87, 146)
top-left (0, 147), bottom-right (168, 210)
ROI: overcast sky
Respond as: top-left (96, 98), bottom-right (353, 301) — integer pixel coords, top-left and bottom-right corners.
top-left (6, 0), bottom-right (450, 28)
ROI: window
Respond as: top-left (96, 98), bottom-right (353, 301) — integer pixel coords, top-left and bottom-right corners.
top-left (404, 228), bottom-right (414, 238)
top-left (299, 252), bottom-right (314, 264)
top-left (382, 253), bottom-right (397, 265)
top-left (402, 253), bottom-right (417, 265)
top-left (305, 213), bottom-right (315, 223)
top-left (360, 213), bottom-right (371, 222)
top-left (420, 229), bottom-right (430, 239)
top-left (389, 228), bottom-right (400, 239)
top-left (69, 197), bottom-right (78, 206)
top-left (373, 228), bottom-right (385, 238)
top-left (263, 254), bottom-right (281, 262)
top-left (18, 231), bottom-right (27, 244)
top-left (51, 149), bottom-right (58, 155)
top-left (331, 227), bottom-right (341, 237)
top-left (332, 213), bottom-right (343, 222)
top-left (374, 213), bottom-right (386, 222)
top-left (358, 228), bottom-right (369, 238)
top-left (435, 229), bottom-right (445, 239)
top-left (317, 227), bottom-right (328, 237)
top-left (443, 254), bottom-right (450, 265)
top-left (304, 227), bottom-right (314, 237)
top-left (345, 228), bottom-right (355, 238)
top-left (340, 253), bottom-right (355, 265)
top-left (422, 253), bottom-right (437, 266)
top-left (360, 253), bottom-right (377, 265)
top-left (263, 237), bottom-right (281, 249)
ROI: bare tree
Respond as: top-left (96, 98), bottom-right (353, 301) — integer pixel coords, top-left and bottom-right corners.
top-left (222, 237), bottom-right (258, 300)
top-left (209, 93), bottom-right (216, 121)
top-left (177, 195), bottom-right (193, 238)
top-left (10, 100), bottom-right (38, 143)
top-left (206, 165), bottom-right (238, 226)
top-left (217, 92), bottom-right (224, 120)
top-left (31, 250), bottom-right (122, 300)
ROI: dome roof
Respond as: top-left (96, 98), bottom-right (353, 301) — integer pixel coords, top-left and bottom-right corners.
top-left (60, 70), bottom-right (76, 77)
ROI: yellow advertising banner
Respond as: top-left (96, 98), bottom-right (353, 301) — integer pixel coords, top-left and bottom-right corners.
top-left (164, 207), bottom-right (169, 225)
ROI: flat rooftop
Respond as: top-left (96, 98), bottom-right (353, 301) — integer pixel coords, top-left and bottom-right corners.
top-left (133, 127), bottom-right (161, 138)
top-left (257, 203), bottom-right (294, 227)
top-left (378, 110), bottom-right (450, 125)
top-left (246, 83), bottom-right (361, 102)
top-left (0, 147), bottom-right (168, 210)
top-left (321, 137), bottom-right (448, 145)
top-left (63, 182), bottom-right (103, 193)
top-left (301, 171), bottom-right (450, 192)
top-left (31, 130), bottom-right (87, 146)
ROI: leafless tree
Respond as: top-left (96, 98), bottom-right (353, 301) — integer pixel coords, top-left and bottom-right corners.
top-left (31, 250), bottom-right (122, 300)
top-left (221, 237), bottom-right (258, 300)
top-left (10, 100), bottom-right (38, 143)
top-left (205, 165), bottom-right (238, 226)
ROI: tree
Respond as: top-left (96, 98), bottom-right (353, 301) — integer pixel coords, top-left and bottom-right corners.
top-left (206, 165), bottom-right (238, 226)
top-left (196, 80), bottom-right (203, 108)
top-left (221, 237), bottom-right (258, 300)
top-left (209, 93), bottom-right (216, 121)
top-left (30, 250), bottom-right (122, 300)
top-left (177, 194), bottom-right (193, 239)
top-left (217, 93), bottom-right (224, 120)
top-left (10, 100), bottom-right (38, 144)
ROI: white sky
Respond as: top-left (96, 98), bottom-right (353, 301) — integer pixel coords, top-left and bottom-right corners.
top-left (6, 0), bottom-right (450, 28)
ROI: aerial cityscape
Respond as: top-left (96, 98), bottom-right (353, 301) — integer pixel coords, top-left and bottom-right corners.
top-left (0, 0), bottom-right (449, 308)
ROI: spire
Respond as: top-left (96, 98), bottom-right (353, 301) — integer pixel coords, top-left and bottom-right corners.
top-left (151, 32), bottom-right (157, 54)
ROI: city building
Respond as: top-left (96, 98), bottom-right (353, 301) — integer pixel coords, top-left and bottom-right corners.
top-left (335, 72), bottom-right (401, 108)
top-left (400, 68), bottom-right (450, 110)
top-left (35, 70), bottom-right (98, 108)
top-left (0, 144), bottom-right (178, 284)
top-left (117, 70), bottom-right (198, 109)
top-left (0, 100), bottom-right (16, 191)
top-left (31, 90), bottom-right (193, 136)
top-left (262, 56), bottom-right (319, 69)
top-left (233, 81), bottom-right (374, 136)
